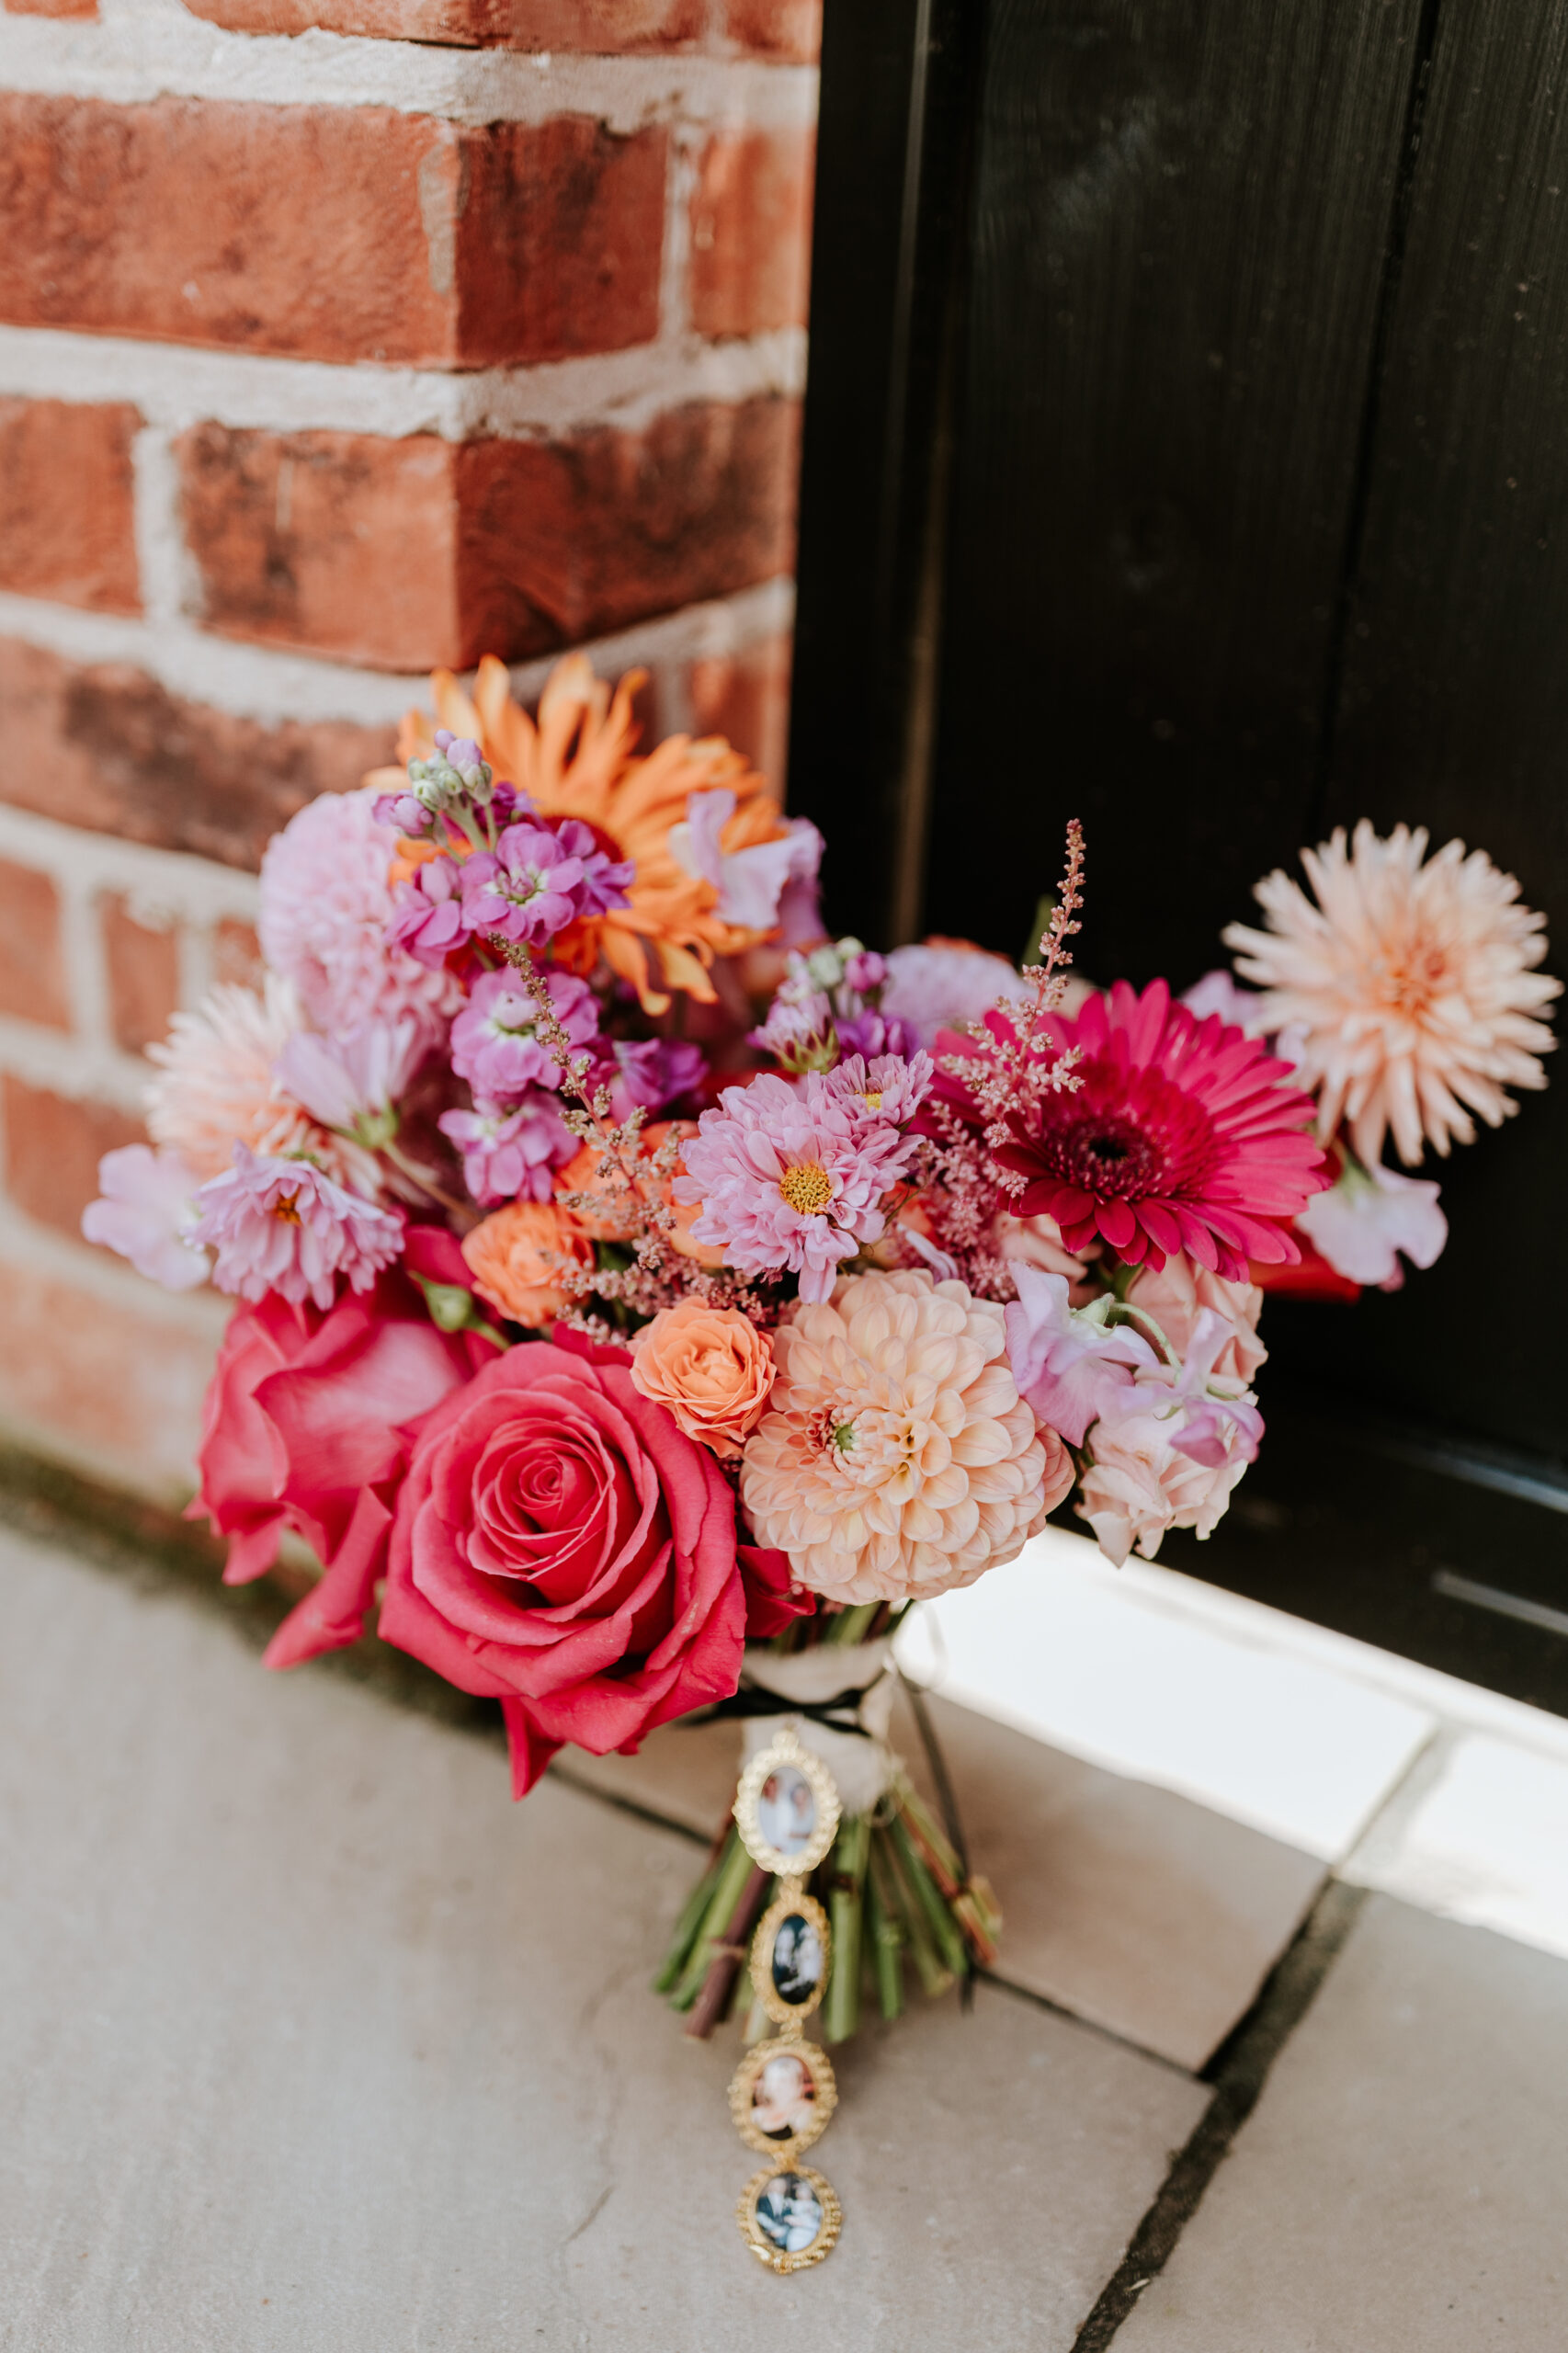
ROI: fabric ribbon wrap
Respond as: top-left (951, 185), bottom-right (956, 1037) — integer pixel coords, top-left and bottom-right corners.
top-left (734, 1639), bottom-right (896, 1817)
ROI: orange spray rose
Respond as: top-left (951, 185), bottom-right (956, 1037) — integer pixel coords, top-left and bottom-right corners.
top-left (629, 1298), bottom-right (776, 1460)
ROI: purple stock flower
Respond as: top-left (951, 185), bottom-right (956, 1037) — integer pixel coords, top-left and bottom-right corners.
top-left (461, 821), bottom-right (630, 949)
top-left (835, 1007), bottom-right (921, 1063)
top-left (551, 818), bottom-right (634, 916)
top-left (842, 949), bottom-right (888, 996)
top-left (439, 1090), bottom-right (575, 1207)
top-left (449, 968), bottom-right (600, 1101)
top-left (387, 857), bottom-right (469, 972)
top-left (594, 1036), bottom-right (707, 1119)
top-left (187, 1144), bottom-right (403, 1311)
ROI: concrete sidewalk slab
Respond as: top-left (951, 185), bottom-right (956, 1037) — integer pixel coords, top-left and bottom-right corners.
top-left (0, 1528), bottom-right (1204, 2352)
top-left (1114, 1893), bottom-right (1568, 2352)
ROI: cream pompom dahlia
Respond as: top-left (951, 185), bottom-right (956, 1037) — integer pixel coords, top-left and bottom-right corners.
top-left (1224, 822), bottom-right (1559, 1166)
top-left (740, 1269), bottom-right (1070, 1606)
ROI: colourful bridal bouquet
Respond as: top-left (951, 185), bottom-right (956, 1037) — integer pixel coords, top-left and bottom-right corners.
top-left (83, 651), bottom-right (1557, 2262)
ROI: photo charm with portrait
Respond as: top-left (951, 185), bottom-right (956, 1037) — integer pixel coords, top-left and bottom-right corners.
top-left (729, 2034), bottom-right (837, 2158)
top-left (732, 1728), bottom-right (841, 1881)
top-left (751, 1891), bottom-right (832, 2026)
top-left (737, 2165), bottom-right (843, 2275)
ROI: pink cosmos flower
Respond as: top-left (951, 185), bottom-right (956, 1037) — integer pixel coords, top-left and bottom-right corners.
top-left (1004, 1266), bottom-right (1159, 1447)
top-left (449, 968), bottom-right (599, 1102)
top-left (82, 1143), bottom-right (210, 1290)
top-left (258, 786), bottom-right (461, 1035)
top-left (820, 1051), bottom-right (934, 1130)
top-left (1295, 1156), bottom-right (1447, 1290)
top-left (989, 979), bottom-right (1327, 1282)
top-left (438, 1090), bottom-right (575, 1205)
top-left (675, 1070), bottom-right (916, 1302)
top-left (188, 1144), bottom-right (403, 1310)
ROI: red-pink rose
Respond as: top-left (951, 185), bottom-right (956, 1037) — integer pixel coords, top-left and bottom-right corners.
top-left (377, 1330), bottom-right (754, 1795)
top-left (189, 1254), bottom-right (491, 1670)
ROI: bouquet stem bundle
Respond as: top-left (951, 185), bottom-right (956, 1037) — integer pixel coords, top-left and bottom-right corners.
top-left (656, 1631), bottom-right (1002, 2046)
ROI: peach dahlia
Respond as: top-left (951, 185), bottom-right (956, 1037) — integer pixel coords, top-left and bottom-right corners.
top-left (739, 1269), bottom-right (1071, 1607)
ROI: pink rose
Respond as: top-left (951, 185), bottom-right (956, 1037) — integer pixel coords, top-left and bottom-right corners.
top-left (377, 1330), bottom-right (755, 1795)
top-left (189, 1251), bottom-right (492, 1669)
top-left (1128, 1253), bottom-right (1267, 1385)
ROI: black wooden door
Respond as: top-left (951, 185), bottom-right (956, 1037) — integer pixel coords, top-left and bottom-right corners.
top-left (789, 0), bottom-right (1568, 1709)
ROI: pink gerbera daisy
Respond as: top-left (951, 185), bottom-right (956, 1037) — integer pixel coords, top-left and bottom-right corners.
top-left (989, 980), bottom-right (1326, 1281)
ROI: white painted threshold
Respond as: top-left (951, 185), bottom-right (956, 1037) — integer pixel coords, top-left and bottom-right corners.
top-left (895, 1527), bottom-right (1568, 1964)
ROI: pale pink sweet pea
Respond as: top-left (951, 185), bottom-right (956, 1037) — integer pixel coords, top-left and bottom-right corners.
top-left (668, 790), bottom-right (822, 931)
top-left (1128, 1252), bottom-right (1267, 1385)
top-left (188, 1144), bottom-right (403, 1309)
top-left (1003, 1265), bottom-right (1158, 1447)
top-left (82, 1144), bottom-right (210, 1290)
top-left (1295, 1157), bottom-right (1447, 1290)
top-left (1180, 969), bottom-right (1264, 1030)
top-left (1076, 1309), bottom-right (1262, 1563)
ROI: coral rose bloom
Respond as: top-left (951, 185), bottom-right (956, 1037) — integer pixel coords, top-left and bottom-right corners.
top-left (740, 1269), bottom-right (1071, 1606)
top-left (377, 1336), bottom-right (751, 1793)
top-left (630, 1300), bottom-right (775, 1460)
top-left (462, 1200), bottom-right (594, 1327)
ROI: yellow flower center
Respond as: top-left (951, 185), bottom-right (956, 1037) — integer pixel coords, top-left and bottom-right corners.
top-left (272, 1191), bottom-right (302, 1224)
top-left (861, 1090), bottom-right (883, 1111)
top-left (778, 1162), bottom-right (832, 1216)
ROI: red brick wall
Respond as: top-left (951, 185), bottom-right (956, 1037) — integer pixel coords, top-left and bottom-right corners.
top-left (0, 0), bottom-right (816, 1497)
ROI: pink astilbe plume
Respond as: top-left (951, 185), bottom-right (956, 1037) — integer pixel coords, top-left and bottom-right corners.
top-left (989, 981), bottom-right (1326, 1282)
top-left (1224, 822), bottom-right (1560, 1165)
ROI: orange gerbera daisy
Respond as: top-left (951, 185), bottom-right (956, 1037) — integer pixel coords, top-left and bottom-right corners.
top-left (368, 654), bottom-right (794, 1013)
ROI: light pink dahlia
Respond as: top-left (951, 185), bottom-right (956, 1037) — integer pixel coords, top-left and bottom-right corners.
top-left (1224, 822), bottom-right (1560, 1165)
top-left (147, 981), bottom-right (316, 1177)
top-left (258, 786), bottom-right (462, 1036)
top-left (675, 1072), bottom-right (916, 1302)
top-left (187, 1145), bottom-right (403, 1310)
top-left (739, 1268), bottom-right (1070, 1604)
top-left (988, 979), bottom-right (1326, 1281)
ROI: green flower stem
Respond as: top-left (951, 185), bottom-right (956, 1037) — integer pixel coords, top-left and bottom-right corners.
top-left (824, 1601), bottom-right (881, 1646)
top-left (889, 1812), bottom-right (970, 1982)
top-left (668, 1826), bottom-right (753, 2011)
top-left (879, 1823), bottom-right (954, 1998)
top-left (653, 1837), bottom-right (729, 1995)
top-left (866, 1840), bottom-right (905, 2021)
top-left (823, 1812), bottom-right (870, 2043)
